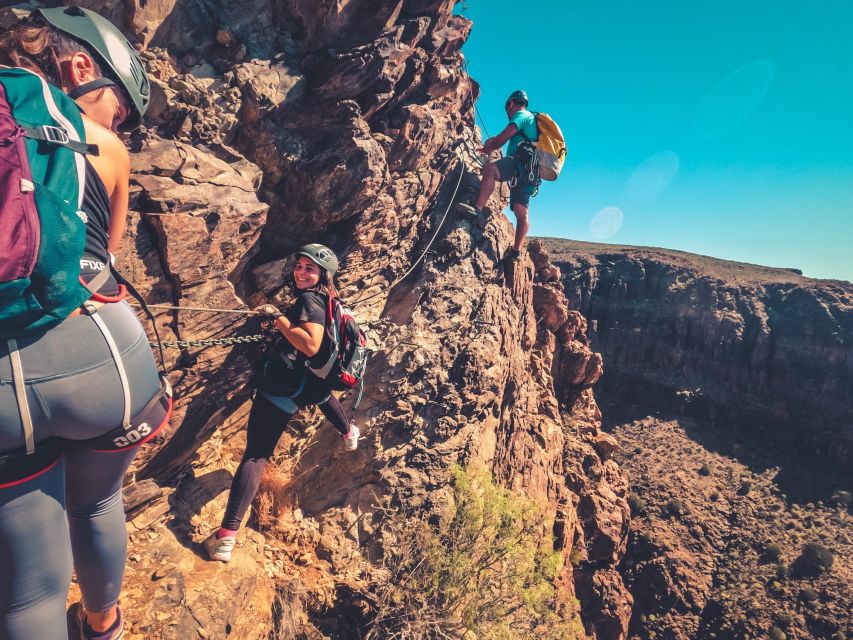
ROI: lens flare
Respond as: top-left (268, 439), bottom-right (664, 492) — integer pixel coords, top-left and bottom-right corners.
top-left (691, 59), bottom-right (776, 140)
top-left (628, 151), bottom-right (680, 200)
top-left (590, 206), bottom-right (624, 240)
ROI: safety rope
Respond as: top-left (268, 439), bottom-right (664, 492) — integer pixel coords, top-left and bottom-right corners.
top-left (350, 158), bottom-right (465, 309)
top-left (128, 302), bottom-right (263, 315)
top-left (462, 61), bottom-right (491, 138)
top-left (461, 59), bottom-right (509, 200)
top-left (132, 59), bottom-right (481, 346)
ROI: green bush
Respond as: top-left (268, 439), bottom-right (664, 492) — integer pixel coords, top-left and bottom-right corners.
top-left (774, 563), bottom-right (788, 580)
top-left (775, 612), bottom-right (792, 627)
top-left (769, 627), bottom-right (787, 640)
top-left (369, 463), bottom-right (582, 640)
top-left (763, 543), bottom-right (782, 562)
top-left (665, 498), bottom-right (683, 517)
top-left (699, 464), bottom-right (711, 476)
top-left (710, 490), bottom-right (720, 501)
top-left (569, 546), bottom-right (585, 567)
top-left (797, 542), bottom-right (834, 575)
top-left (627, 493), bottom-right (647, 516)
top-left (738, 480), bottom-right (752, 495)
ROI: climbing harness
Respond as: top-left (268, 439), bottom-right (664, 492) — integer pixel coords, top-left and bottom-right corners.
top-left (508, 140), bottom-right (541, 195)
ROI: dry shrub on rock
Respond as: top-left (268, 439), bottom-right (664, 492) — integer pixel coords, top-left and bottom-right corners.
top-left (367, 464), bottom-right (581, 640)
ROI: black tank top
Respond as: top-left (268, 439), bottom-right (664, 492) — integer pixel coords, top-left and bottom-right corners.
top-left (79, 159), bottom-right (120, 296)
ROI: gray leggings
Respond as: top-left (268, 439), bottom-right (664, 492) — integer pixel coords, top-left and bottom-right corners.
top-left (0, 302), bottom-right (161, 640)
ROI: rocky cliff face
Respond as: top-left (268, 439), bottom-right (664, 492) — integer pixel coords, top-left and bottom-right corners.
top-left (542, 239), bottom-right (853, 471)
top-left (541, 239), bottom-right (852, 640)
top-left (1, 2), bottom-right (633, 638)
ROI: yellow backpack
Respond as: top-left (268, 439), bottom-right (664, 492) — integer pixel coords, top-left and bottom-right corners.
top-left (531, 112), bottom-right (567, 181)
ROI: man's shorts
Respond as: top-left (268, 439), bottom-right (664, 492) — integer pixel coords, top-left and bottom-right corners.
top-left (495, 156), bottom-right (535, 209)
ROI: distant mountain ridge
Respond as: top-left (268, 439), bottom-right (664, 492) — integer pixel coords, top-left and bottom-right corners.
top-left (540, 237), bottom-right (853, 472)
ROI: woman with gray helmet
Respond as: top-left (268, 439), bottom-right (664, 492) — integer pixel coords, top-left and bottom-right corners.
top-left (0, 7), bottom-right (164, 640)
top-left (204, 244), bottom-right (359, 563)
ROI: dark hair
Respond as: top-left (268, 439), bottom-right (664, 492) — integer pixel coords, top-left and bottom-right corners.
top-left (0, 15), bottom-right (103, 88)
top-left (288, 260), bottom-right (339, 298)
top-left (321, 269), bottom-right (338, 298)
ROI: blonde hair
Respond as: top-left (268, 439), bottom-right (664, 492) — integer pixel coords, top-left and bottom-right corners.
top-left (0, 17), bottom-right (103, 87)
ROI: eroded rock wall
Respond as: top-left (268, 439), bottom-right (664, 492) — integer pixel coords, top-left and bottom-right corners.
top-left (1, 1), bottom-right (635, 637)
top-left (543, 240), bottom-right (853, 471)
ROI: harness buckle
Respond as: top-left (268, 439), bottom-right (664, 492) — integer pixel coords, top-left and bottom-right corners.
top-left (38, 125), bottom-right (70, 146)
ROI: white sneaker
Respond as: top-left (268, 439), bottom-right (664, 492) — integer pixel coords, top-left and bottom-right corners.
top-left (204, 532), bottom-right (236, 562)
top-left (343, 424), bottom-right (360, 451)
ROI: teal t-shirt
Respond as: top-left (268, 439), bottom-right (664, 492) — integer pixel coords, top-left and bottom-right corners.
top-left (506, 109), bottom-right (538, 157)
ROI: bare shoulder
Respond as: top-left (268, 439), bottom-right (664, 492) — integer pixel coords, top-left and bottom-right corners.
top-left (81, 115), bottom-right (129, 166)
top-left (81, 114), bottom-right (129, 195)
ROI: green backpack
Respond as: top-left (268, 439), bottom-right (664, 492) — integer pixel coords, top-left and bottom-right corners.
top-left (0, 66), bottom-right (96, 339)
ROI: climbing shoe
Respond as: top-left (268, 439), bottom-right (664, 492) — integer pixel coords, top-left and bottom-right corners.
top-left (343, 424), bottom-right (360, 451)
top-left (77, 603), bottom-right (124, 640)
top-left (204, 531), bottom-right (236, 562)
top-left (496, 248), bottom-right (521, 282)
top-left (455, 203), bottom-right (483, 217)
top-left (503, 248), bottom-right (522, 264)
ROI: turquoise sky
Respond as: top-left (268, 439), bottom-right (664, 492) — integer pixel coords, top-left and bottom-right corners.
top-left (458, 1), bottom-right (853, 282)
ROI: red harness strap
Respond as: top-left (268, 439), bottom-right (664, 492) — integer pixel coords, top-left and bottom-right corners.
top-left (89, 284), bottom-right (127, 304)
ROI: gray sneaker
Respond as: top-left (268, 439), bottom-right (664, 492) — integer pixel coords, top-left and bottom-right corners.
top-left (204, 532), bottom-right (236, 562)
top-left (343, 424), bottom-right (360, 451)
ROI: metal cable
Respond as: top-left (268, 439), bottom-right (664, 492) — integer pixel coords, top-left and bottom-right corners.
top-left (352, 158), bottom-right (465, 309)
top-left (135, 61), bottom-right (482, 349)
top-left (153, 333), bottom-right (268, 349)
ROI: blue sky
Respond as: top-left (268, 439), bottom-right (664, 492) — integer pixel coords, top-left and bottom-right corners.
top-left (457, 1), bottom-right (853, 281)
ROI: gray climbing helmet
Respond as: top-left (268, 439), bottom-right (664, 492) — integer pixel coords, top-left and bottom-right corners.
top-left (36, 6), bottom-right (149, 131)
top-left (295, 244), bottom-right (339, 275)
top-left (506, 89), bottom-right (529, 107)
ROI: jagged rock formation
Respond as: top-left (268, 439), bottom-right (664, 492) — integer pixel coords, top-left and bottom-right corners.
top-left (3, 2), bottom-right (634, 638)
top-left (542, 239), bottom-right (853, 471)
top-left (540, 239), bottom-right (852, 640)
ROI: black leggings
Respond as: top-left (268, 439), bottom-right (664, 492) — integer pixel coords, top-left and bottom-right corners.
top-left (220, 392), bottom-right (348, 531)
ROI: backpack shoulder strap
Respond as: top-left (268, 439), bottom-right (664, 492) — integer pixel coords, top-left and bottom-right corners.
top-left (517, 111), bottom-right (539, 144)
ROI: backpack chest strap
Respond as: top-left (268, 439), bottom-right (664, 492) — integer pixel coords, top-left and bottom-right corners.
top-left (21, 124), bottom-right (99, 156)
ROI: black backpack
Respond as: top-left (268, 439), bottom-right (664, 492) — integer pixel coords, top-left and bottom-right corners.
top-left (309, 295), bottom-right (368, 392)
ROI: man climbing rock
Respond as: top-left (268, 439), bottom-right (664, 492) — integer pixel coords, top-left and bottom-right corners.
top-left (458, 89), bottom-right (540, 274)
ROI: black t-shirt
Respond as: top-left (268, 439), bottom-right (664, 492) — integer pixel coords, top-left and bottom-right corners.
top-left (79, 159), bottom-right (120, 296)
top-left (259, 290), bottom-right (333, 395)
top-left (284, 290), bottom-right (332, 366)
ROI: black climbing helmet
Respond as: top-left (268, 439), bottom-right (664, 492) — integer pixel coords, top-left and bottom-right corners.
top-left (506, 89), bottom-right (529, 108)
top-left (295, 244), bottom-right (339, 275)
top-left (36, 6), bottom-right (150, 131)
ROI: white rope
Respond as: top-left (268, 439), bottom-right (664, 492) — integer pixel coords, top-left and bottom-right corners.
top-left (128, 302), bottom-right (263, 315)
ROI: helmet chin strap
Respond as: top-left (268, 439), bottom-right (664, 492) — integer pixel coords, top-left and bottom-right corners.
top-left (67, 77), bottom-right (116, 100)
